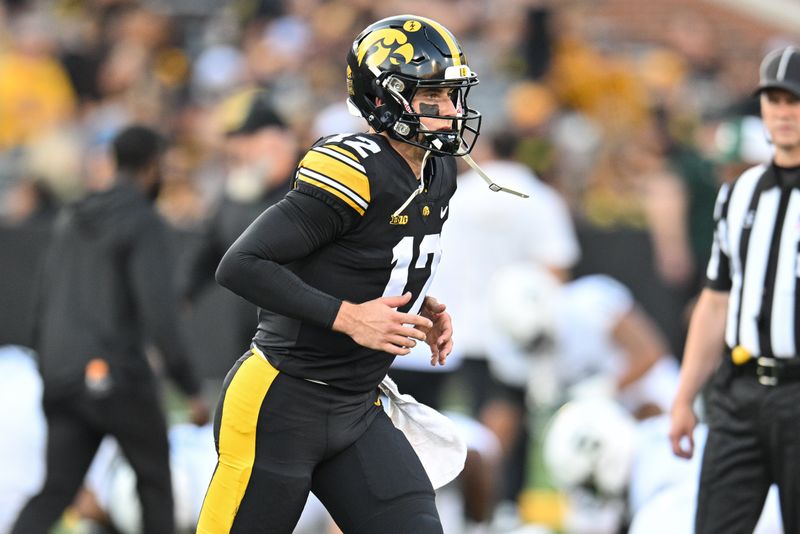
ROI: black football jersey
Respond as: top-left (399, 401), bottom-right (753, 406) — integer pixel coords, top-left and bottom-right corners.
top-left (253, 133), bottom-right (457, 392)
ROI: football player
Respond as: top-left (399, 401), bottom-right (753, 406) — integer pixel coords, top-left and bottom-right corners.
top-left (197, 15), bottom-right (481, 534)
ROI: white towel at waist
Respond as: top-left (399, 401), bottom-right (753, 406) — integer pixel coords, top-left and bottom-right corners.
top-left (378, 375), bottom-right (467, 489)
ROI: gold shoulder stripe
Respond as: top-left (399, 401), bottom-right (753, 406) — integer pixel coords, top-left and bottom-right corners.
top-left (415, 17), bottom-right (461, 66)
top-left (297, 174), bottom-right (366, 216)
top-left (297, 167), bottom-right (368, 209)
top-left (300, 150), bottom-right (370, 202)
top-left (314, 146), bottom-right (366, 172)
top-left (323, 144), bottom-right (359, 162)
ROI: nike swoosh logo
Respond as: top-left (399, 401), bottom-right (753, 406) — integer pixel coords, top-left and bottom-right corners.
top-left (440, 205), bottom-right (449, 218)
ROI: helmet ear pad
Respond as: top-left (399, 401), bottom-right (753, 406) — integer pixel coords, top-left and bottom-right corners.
top-left (371, 85), bottom-right (405, 133)
top-left (365, 78), bottom-right (421, 140)
top-left (348, 74), bottom-right (399, 134)
top-left (377, 101), bottom-right (408, 135)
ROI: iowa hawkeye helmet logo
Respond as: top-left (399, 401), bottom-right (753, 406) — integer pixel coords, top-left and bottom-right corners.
top-left (356, 27), bottom-right (417, 68)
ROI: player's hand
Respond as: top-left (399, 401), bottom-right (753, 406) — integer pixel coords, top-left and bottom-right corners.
top-left (187, 395), bottom-right (211, 426)
top-left (419, 295), bottom-right (453, 367)
top-left (333, 292), bottom-right (432, 355)
top-left (668, 399), bottom-right (697, 459)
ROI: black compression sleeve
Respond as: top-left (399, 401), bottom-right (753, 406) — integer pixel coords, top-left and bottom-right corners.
top-left (215, 190), bottom-right (348, 329)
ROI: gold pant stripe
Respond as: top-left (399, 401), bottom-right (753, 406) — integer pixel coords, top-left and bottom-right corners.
top-left (196, 354), bottom-right (279, 533)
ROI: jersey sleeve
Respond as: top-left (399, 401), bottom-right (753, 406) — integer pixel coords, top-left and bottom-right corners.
top-left (293, 137), bottom-right (372, 223)
top-left (215, 191), bottom-right (346, 329)
top-left (705, 182), bottom-right (733, 291)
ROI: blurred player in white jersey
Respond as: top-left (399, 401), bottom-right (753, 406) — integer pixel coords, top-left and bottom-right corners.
top-left (489, 266), bottom-right (679, 417)
top-left (405, 130), bottom-right (579, 516)
top-left (628, 415), bottom-right (782, 534)
top-left (0, 345), bottom-right (46, 533)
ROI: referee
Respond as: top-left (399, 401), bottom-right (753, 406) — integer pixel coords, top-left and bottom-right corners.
top-left (670, 46), bottom-right (800, 533)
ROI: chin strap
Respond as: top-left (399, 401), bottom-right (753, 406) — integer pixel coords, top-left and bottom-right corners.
top-left (391, 137), bottom-right (529, 217)
top-left (460, 151), bottom-right (530, 199)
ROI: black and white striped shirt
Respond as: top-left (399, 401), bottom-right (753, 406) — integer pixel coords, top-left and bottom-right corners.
top-left (707, 163), bottom-right (800, 358)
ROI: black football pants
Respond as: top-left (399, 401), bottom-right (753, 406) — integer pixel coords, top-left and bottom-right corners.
top-left (11, 380), bottom-right (173, 534)
top-left (696, 364), bottom-right (800, 533)
top-left (197, 350), bottom-right (442, 534)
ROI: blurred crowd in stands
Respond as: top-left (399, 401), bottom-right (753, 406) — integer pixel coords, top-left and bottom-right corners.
top-left (0, 0), bottom-right (782, 356)
top-left (0, 0), bottom-right (792, 532)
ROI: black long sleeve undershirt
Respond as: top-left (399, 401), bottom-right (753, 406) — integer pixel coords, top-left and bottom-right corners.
top-left (215, 190), bottom-right (352, 329)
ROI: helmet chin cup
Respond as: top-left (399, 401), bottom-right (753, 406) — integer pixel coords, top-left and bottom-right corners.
top-left (424, 132), bottom-right (459, 155)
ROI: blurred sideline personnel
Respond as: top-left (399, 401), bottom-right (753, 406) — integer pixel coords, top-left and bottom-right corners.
top-left (630, 415), bottom-right (781, 534)
top-left (484, 265), bottom-right (677, 531)
top-left (197, 15), bottom-right (480, 533)
top-left (390, 130), bottom-right (579, 407)
top-left (670, 46), bottom-right (800, 533)
top-left (179, 91), bottom-right (295, 364)
top-left (542, 397), bottom-right (638, 534)
top-left (0, 346), bottom-right (46, 533)
top-left (11, 125), bottom-right (210, 534)
top-left (541, 400), bottom-right (782, 534)
top-left (489, 266), bottom-right (678, 418)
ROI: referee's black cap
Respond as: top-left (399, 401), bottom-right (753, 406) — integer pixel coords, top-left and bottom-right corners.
top-left (757, 46), bottom-right (800, 97)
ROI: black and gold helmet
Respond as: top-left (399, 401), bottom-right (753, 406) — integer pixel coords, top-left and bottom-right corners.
top-left (346, 15), bottom-right (481, 156)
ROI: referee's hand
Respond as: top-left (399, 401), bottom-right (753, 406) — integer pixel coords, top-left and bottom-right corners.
top-left (669, 400), bottom-right (697, 459)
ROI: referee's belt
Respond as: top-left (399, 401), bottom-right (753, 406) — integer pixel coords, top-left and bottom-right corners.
top-left (730, 345), bottom-right (800, 386)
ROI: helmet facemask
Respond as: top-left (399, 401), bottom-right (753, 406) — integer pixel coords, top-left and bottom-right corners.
top-left (377, 71), bottom-right (481, 157)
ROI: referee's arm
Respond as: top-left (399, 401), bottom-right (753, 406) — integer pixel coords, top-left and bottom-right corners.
top-left (669, 288), bottom-right (729, 458)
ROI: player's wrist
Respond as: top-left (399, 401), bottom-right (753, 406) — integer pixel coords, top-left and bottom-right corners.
top-left (332, 300), bottom-right (357, 335)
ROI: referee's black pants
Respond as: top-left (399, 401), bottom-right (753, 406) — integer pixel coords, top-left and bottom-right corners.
top-left (11, 379), bottom-right (173, 534)
top-left (696, 362), bottom-right (800, 533)
top-left (197, 350), bottom-right (442, 534)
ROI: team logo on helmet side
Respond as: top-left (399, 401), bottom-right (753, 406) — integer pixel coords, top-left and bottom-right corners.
top-left (357, 28), bottom-right (415, 68)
